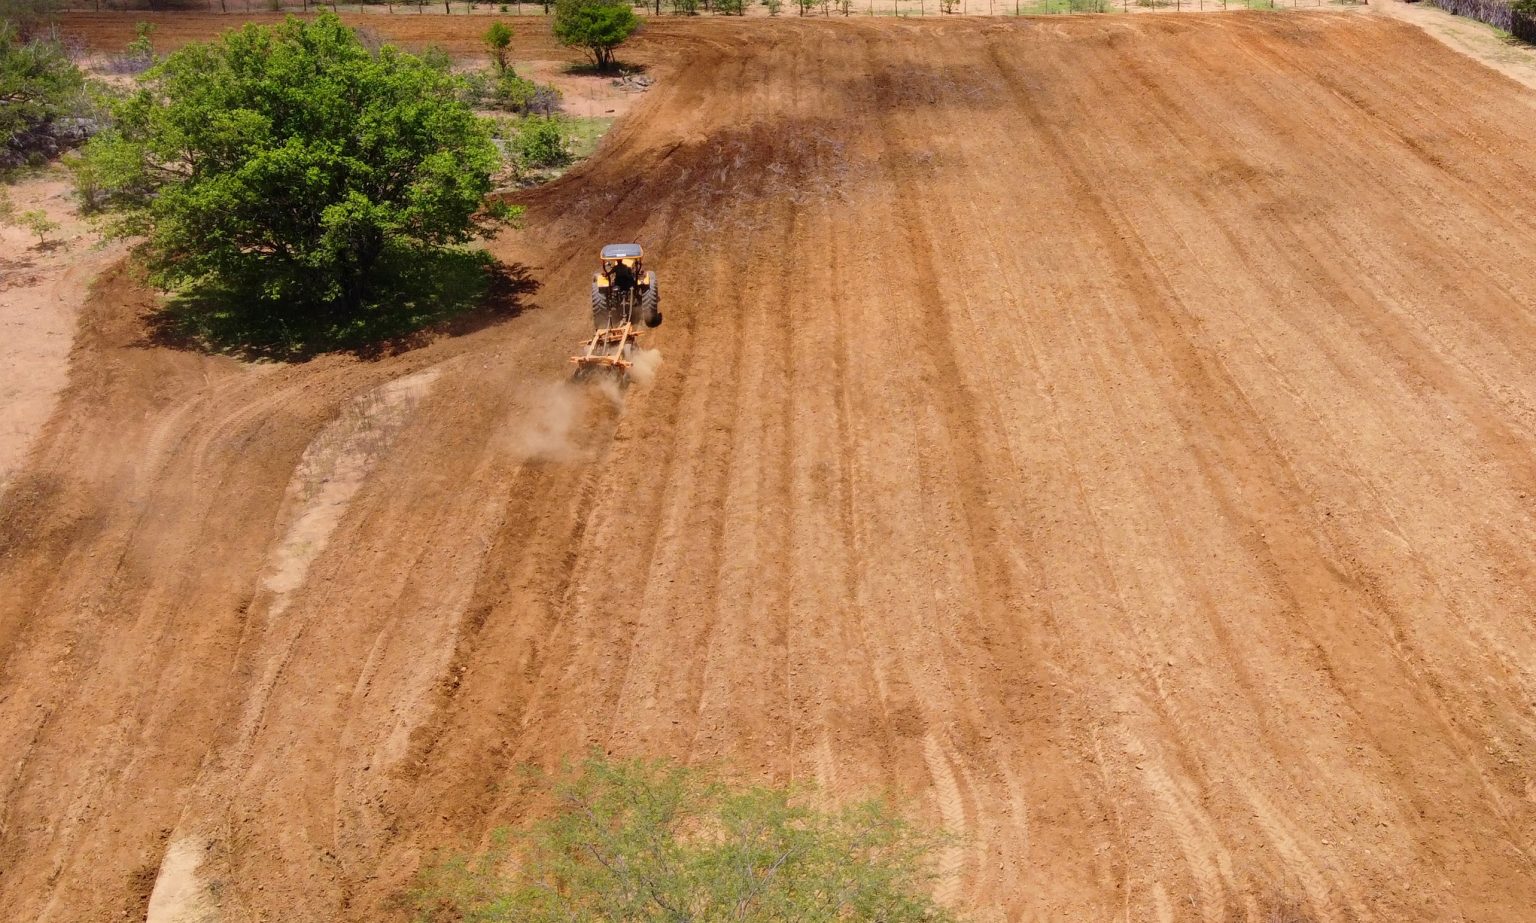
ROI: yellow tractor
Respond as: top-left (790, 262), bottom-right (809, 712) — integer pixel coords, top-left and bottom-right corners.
top-left (591, 243), bottom-right (661, 330)
top-left (572, 243), bottom-right (662, 373)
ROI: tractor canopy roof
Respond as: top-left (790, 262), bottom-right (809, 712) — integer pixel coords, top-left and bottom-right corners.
top-left (600, 243), bottom-right (643, 260)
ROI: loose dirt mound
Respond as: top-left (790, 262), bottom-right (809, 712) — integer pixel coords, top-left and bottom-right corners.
top-left (6, 11), bottom-right (1536, 922)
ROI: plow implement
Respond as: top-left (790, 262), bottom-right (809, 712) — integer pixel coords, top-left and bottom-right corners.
top-left (571, 322), bottom-right (640, 373)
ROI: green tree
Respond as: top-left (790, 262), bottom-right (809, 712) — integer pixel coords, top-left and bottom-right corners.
top-left (74, 13), bottom-right (514, 317)
top-left (551, 0), bottom-right (638, 73)
top-left (483, 19), bottom-right (512, 72)
top-left (0, 21), bottom-right (86, 170)
top-left (410, 755), bottom-right (960, 922)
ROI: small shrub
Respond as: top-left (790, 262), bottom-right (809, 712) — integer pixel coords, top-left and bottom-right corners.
top-left (126, 21), bottom-right (154, 59)
top-left (764, 0), bottom-right (782, 12)
top-left (15, 208), bottom-right (59, 245)
top-left (671, 0), bottom-right (699, 11)
top-left (511, 113), bottom-right (571, 169)
top-left (103, 21), bottom-right (156, 74)
top-left (463, 67), bottom-right (562, 115)
top-left (408, 755), bottom-right (960, 922)
top-left (483, 19), bottom-right (512, 71)
top-left (496, 70), bottom-right (539, 111)
top-left (715, 0), bottom-right (745, 11)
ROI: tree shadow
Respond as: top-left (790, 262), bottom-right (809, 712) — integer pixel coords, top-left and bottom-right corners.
top-left (561, 61), bottom-right (650, 77)
top-left (140, 249), bottom-right (541, 363)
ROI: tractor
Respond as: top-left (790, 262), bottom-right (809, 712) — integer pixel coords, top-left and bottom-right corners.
top-left (572, 243), bottom-right (662, 374)
top-left (591, 243), bottom-right (661, 331)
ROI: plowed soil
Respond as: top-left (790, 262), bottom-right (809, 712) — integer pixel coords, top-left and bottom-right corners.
top-left (7, 10), bottom-right (1536, 922)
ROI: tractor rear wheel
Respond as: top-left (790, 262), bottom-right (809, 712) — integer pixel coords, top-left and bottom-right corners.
top-left (591, 283), bottom-right (609, 330)
top-left (641, 282), bottom-right (662, 328)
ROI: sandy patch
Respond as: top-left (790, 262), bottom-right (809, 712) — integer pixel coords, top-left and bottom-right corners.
top-left (0, 170), bottom-right (125, 493)
top-left (260, 367), bottom-right (442, 618)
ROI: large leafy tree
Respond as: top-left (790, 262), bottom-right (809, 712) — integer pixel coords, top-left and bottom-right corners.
top-left (76, 13), bottom-right (511, 314)
top-left (552, 0), bottom-right (639, 73)
top-left (411, 755), bottom-right (960, 922)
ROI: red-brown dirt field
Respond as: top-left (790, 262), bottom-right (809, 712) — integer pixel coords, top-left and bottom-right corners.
top-left (6, 9), bottom-right (1536, 922)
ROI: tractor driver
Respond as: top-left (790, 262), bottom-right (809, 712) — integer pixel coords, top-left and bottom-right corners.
top-left (609, 258), bottom-right (638, 293)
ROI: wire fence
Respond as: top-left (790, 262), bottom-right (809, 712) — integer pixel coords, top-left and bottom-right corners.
top-left (61, 0), bottom-right (1363, 14)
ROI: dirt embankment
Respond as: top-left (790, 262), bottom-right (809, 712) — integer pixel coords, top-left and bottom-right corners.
top-left (6, 11), bottom-right (1536, 923)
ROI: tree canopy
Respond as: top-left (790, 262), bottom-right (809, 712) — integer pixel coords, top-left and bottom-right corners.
top-left (0, 20), bottom-right (87, 171)
top-left (410, 755), bottom-right (960, 922)
top-left (552, 0), bottom-right (639, 73)
top-left (75, 13), bottom-right (512, 318)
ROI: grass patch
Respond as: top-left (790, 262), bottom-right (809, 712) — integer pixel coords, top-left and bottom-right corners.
top-left (1496, 27), bottom-right (1536, 47)
top-left (407, 754), bottom-right (960, 922)
top-left (145, 248), bottom-right (536, 361)
top-left (565, 115), bottom-right (616, 160)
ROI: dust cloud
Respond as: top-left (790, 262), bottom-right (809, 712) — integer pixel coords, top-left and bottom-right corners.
top-left (628, 347), bottom-right (664, 386)
top-left (505, 351), bottom-right (661, 462)
top-left (509, 382), bottom-right (583, 462)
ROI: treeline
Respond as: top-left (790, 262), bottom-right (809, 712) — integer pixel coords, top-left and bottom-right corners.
top-left (44, 1), bottom-right (561, 11)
